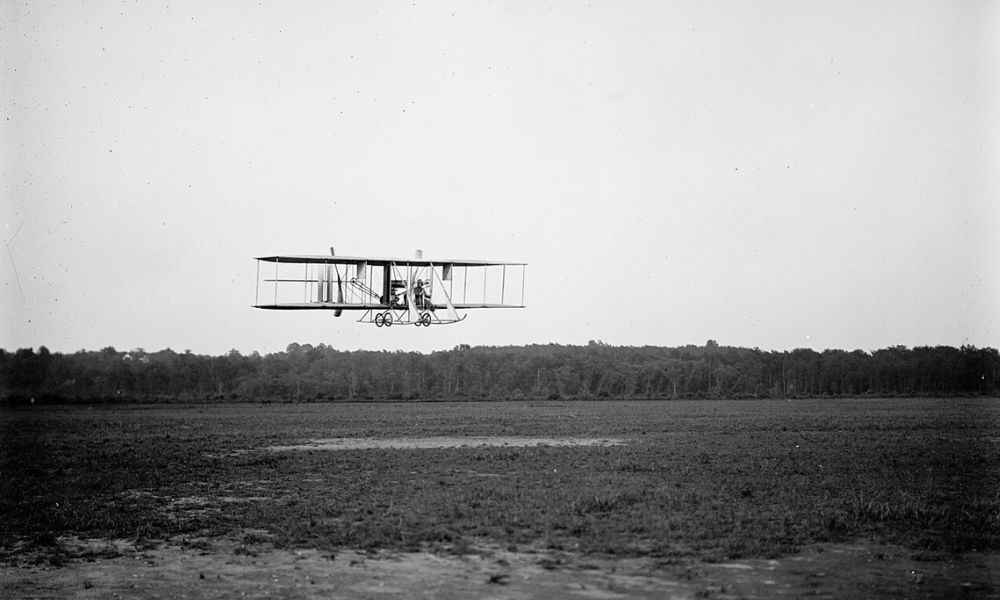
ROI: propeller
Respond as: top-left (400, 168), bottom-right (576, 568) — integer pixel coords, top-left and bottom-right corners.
top-left (330, 247), bottom-right (343, 317)
top-left (334, 264), bottom-right (343, 317)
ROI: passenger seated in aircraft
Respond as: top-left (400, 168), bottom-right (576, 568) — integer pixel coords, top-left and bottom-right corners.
top-left (389, 279), bottom-right (406, 306)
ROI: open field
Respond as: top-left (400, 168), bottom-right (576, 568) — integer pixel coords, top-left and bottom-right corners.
top-left (2, 398), bottom-right (999, 598)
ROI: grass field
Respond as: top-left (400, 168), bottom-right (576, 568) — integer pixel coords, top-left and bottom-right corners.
top-left (3, 397), bottom-right (997, 567)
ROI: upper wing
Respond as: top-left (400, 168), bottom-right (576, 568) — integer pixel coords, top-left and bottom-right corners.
top-left (255, 255), bottom-right (526, 267)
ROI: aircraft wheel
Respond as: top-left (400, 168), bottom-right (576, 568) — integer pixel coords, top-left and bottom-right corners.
top-left (374, 313), bottom-right (385, 327)
top-left (383, 313), bottom-right (393, 327)
top-left (420, 312), bottom-right (432, 327)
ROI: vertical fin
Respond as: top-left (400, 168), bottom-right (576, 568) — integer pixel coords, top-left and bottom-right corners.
top-left (431, 263), bottom-right (460, 322)
top-left (405, 284), bottom-right (416, 323)
top-left (406, 263), bottom-right (418, 323)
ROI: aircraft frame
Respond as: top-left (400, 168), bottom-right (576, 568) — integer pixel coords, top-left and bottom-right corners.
top-left (253, 251), bottom-right (526, 327)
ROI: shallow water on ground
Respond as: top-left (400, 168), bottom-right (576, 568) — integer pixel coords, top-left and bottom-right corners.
top-left (266, 436), bottom-right (630, 451)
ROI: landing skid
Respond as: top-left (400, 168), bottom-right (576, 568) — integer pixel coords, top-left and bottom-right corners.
top-left (359, 308), bottom-right (467, 327)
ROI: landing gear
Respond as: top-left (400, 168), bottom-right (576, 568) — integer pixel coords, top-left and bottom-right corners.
top-left (370, 310), bottom-right (443, 327)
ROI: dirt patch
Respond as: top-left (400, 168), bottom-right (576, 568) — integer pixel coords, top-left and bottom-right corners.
top-left (266, 436), bottom-right (630, 452)
top-left (2, 537), bottom-right (996, 599)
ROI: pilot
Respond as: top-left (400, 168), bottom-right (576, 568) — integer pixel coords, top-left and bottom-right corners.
top-left (414, 279), bottom-right (428, 308)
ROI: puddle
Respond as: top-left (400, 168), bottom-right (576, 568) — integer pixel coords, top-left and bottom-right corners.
top-left (266, 436), bottom-right (629, 452)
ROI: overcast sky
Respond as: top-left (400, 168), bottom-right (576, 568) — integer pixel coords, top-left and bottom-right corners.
top-left (3, 1), bottom-right (998, 356)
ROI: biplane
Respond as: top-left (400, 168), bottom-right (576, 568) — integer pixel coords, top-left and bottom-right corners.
top-left (252, 250), bottom-right (526, 327)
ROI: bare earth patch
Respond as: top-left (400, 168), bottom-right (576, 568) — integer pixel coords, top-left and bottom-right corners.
top-left (266, 436), bottom-right (629, 452)
top-left (2, 536), bottom-right (997, 599)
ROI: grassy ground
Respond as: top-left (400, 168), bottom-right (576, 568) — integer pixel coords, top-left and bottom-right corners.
top-left (1, 398), bottom-right (997, 564)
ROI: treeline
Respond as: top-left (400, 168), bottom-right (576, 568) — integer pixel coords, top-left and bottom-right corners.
top-left (2, 341), bottom-right (998, 404)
